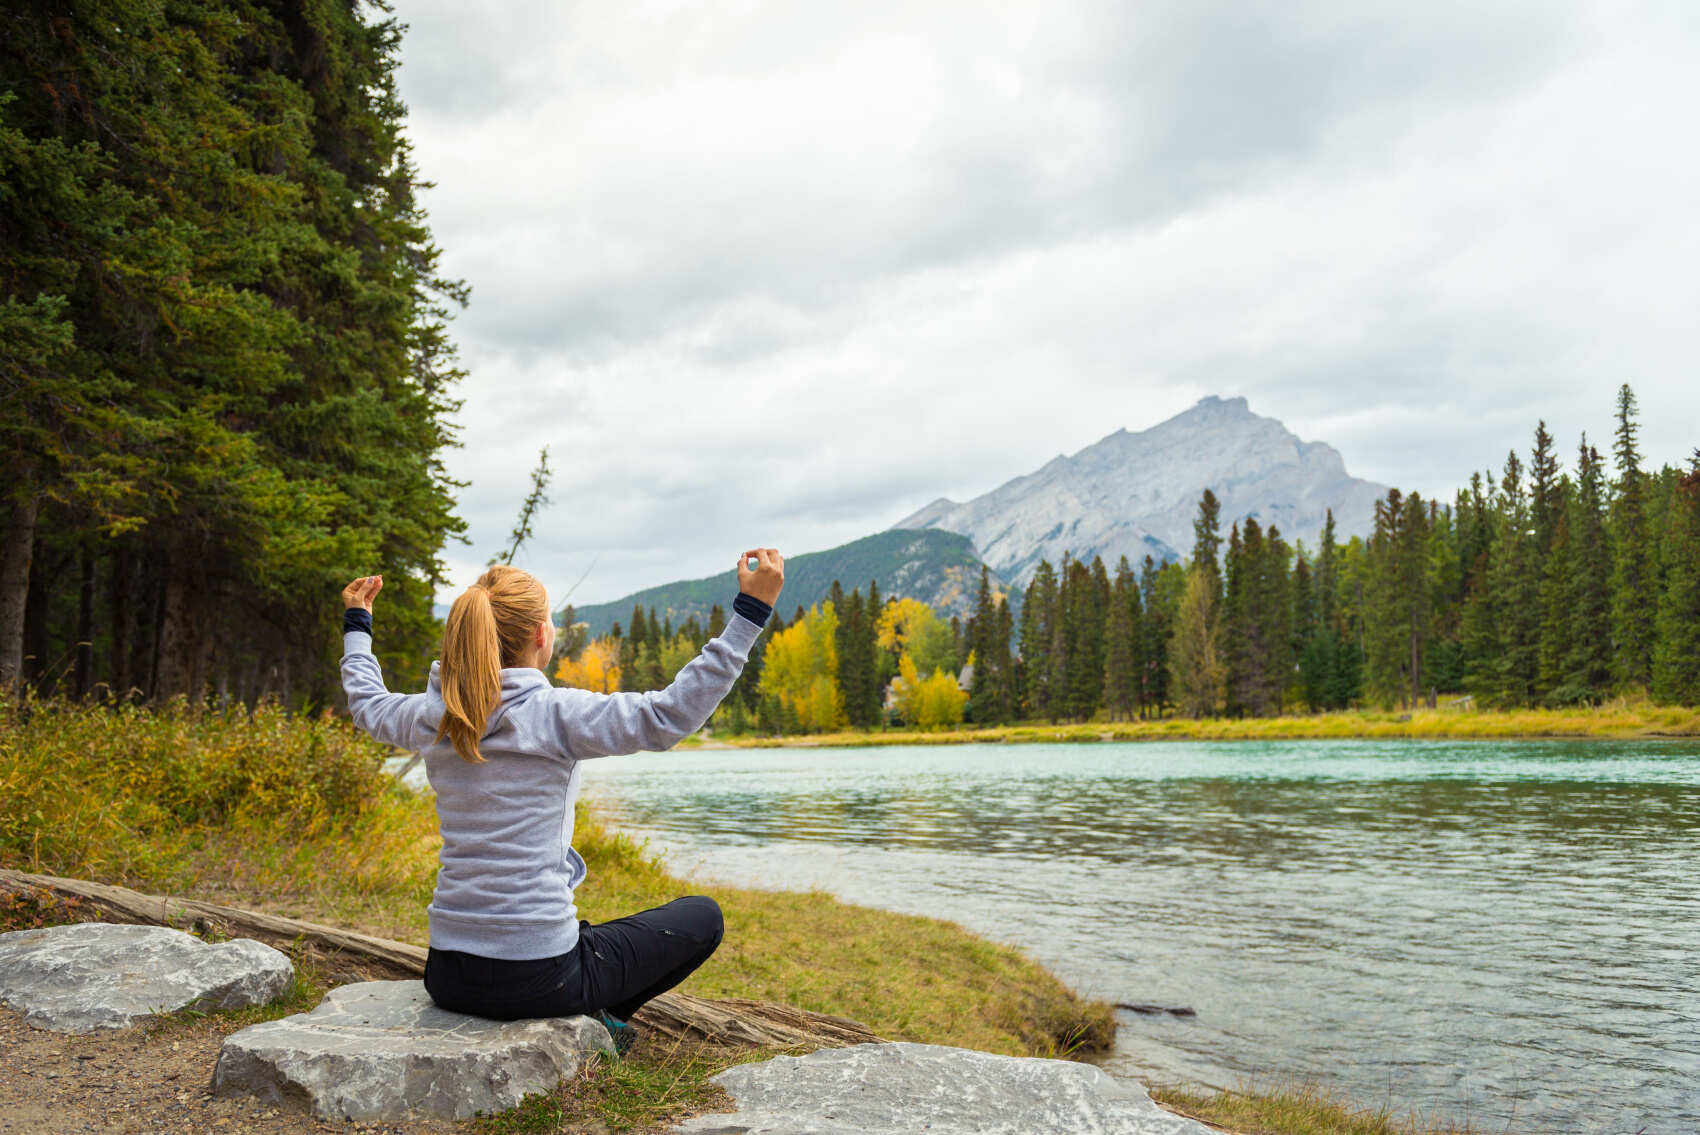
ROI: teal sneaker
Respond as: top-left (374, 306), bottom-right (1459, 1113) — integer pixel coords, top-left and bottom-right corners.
top-left (597, 1010), bottom-right (638, 1056)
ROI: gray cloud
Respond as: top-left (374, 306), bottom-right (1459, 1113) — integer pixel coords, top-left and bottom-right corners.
top-left (396, 0), bottom-right (1700, 607)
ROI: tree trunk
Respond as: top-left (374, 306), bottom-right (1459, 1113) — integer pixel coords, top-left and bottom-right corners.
top-left (154, 573), bottom-right (196, 702)
top-left (75, 545), bottom-right (95, 698)
top-left (109, 549), bottom-right (131, 699)
top-left (0, 494), bottom-right (37, 692)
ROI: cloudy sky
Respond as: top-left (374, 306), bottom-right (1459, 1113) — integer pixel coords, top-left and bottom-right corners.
top-left (390, 0), bottom-right (1700, 608)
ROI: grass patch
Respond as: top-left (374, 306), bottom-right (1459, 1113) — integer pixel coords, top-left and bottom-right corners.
top-left (473, 1039), bottom-right (758, 1134)
top-left (1153, 1083), bottom-right (1481, 1135)
top-left (699, 697), bottom-right (1700, 748)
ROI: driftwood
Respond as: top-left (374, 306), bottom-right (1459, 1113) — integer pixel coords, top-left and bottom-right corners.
top-left (0, 868), bottom-right (880, 1050)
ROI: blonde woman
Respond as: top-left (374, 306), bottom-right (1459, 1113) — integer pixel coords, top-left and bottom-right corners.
top-left (338, 550), bottom-right (784, 1051)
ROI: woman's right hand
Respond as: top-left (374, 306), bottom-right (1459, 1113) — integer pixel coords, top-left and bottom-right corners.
top-left (343, 575), bottom-right (383, 612)
top-left (738, 549), bottom-right (784, 606)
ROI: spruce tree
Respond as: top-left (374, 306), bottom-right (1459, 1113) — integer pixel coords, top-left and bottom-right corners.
top-left (1610, 384), bottom-right (1655, 689)
top-left (1192, 489), bottom-right (1223, 589)
top-left (965, 567), bottom-right (997, 724)
top-left (1396, 493), bottom-right (1433, 708)
top-left (1020, 559), bottom-right (1059, 720)
top-left (1489, 453), bottom-right (1539, 705)
top-left (1222, 522), bottom-right (1255, 715)
top-left (1537, 504), bottom-right (1580, 702)
top-left (1651, 454), bottom-right (1700, 704)
top-left (1564, 440), bottom-right (1613, 701)
top-left (1261, 526), bottom-right (1294, 713)
top-left (1170, 568), bottom-right (1226, 718)
top-left (994, 596), bottom-right (1016, 721)
top-left (1139, 555), bottom-right (1169, 715)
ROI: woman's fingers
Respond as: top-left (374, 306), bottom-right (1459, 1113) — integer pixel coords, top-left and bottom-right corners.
top-left (341, 575), bottom-right (383, 611)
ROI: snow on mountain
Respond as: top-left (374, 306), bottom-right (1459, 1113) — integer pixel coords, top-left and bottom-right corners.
top-left (892, 396), bottom-right (1389, 586)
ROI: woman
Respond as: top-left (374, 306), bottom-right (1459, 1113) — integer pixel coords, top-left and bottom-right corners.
top-left (338, 549), bottom-right (784, 1051)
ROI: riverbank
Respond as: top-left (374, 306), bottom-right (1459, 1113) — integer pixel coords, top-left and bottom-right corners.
top-left (1, 698), bottom-right (1480, 1133)
top-left (693, 699), bottom-right (1700, 748)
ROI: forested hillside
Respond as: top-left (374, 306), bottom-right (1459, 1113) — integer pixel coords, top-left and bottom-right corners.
top-left (1, 1), bottom-right (465, 706)
top-left (568, 529), bottom-right (1001, 637)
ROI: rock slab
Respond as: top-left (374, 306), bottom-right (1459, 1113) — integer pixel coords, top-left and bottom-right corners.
top-left (213, 980), bottom-right (614, 1121)
top-left (0, 921), bottom-right (293, 1033)
top-left (672, 1041), bottom-right (1214, 1135)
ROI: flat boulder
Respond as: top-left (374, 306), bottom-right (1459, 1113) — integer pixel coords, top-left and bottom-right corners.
top-left (672, 1041), bottom-right (1214, 1135)
top-left (213, 980), bottom-right (614, 1122)
top-left (0, 921), bottom-right (293, 1034)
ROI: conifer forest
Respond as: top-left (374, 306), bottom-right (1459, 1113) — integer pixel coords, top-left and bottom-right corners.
top-left (2, 2), bottom-right (466, 704)
top-left (590, 386), bottom-right (1700, 732)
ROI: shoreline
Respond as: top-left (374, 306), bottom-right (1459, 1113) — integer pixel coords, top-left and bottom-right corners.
top-left (689, 702), bottom-right (1700, 749)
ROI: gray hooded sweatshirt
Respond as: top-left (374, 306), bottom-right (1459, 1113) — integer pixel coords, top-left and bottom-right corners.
top-left (340, 613), bottom-right (762, 960)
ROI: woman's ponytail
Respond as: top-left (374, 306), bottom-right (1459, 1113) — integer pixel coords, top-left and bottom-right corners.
top-left (437, 565), bottom-right (551, 763)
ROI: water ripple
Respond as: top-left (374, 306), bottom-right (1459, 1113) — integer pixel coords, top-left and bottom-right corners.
top-left (582, 739), bottom-right (1700, 1133)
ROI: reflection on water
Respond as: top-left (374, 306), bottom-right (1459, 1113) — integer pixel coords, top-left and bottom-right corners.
top-left (581, 741), bottom-right (1700, 1134)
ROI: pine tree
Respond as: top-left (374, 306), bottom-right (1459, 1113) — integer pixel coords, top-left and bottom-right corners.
top-left (1019, 559), bottom-right (1059, 720)
top-left (1537, 503), bottom-right (1580, 702)
top-left (1170, 568), bottom-right (1226, 718)
top-left (1261, 526), bottom-right (1294, 713)
top-left (966, 566), bottom-right (1013, 725)
top-left (1138, 556), bottom-right (1170, 715)
top-left (1651, 454), bottom-right (1700, 704)
top-left (1102, 557), bottom-right (1139, 720)
top-left (1396, 494), bottom-right (1432, 708)
top-left (1564, 440), bottom-right (1613, 701)
top-left (1192, 489), bottom-right (1223, 589)
top-left (1222, 521), bottom-right (1256, 715)
top-left (1610, 384), bottom-right (1655, 689)
top-left (1490, 452), bottom-right (1539, 705)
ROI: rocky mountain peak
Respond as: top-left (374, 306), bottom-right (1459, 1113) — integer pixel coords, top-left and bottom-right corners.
top-left (891, 396), bottom-right (1387, 586)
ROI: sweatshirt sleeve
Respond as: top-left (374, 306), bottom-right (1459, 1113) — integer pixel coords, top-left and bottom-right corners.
top-left (551, 611), bottom-right (763, 759)
top-left (341, 617), bottom-right (435, 752)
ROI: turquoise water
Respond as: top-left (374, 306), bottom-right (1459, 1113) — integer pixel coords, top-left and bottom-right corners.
top-left (580, 740), bottom-right (1700, 1134)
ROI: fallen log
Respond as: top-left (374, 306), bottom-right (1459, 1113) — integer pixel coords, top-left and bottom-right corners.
top-left (0, 868), bottom-right (880, 1050)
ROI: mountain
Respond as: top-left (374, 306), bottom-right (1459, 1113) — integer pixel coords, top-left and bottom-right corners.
top-left (894, 396), bottom-right (1389, 586)
top-left (566, 529), bottom-right (1005, 637)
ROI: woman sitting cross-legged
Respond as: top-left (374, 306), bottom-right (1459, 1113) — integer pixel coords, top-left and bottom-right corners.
top-left (337, 549), bottom-right (784, 1052)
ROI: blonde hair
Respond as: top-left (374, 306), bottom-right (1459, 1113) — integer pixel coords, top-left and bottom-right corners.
top-left (438, 565), bottom-right (550, 763)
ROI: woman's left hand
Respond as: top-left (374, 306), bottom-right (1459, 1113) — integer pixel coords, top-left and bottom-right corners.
top-left (343, 575), bottom-right (383, 611)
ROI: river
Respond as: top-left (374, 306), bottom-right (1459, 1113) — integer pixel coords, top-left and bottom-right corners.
top-left (578, 739), bottom-right (1700, 1134)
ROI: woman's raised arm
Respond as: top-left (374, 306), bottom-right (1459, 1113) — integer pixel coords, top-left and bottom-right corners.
top-left (339, 574), bottom-right (436, 751)
top-left (550, 549), bottom-right (783, 759)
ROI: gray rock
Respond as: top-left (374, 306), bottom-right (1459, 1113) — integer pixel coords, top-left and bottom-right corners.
top-left (672, 1042), bottom-right (1213, 1135)
top-left (895, 395), bottom-right (1390, 586)
top-left (0, 922), bottom-right (294, 1033)
top-left (213, 980), bottom-right (614, 1122)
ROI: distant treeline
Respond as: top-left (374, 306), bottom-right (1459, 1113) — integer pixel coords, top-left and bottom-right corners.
top-left (972, 385), bottom-right (1699, 720)
top-left (558, 385), bottom-right (1699, 730)
top-left (2, 3), bottom-right (463, 705)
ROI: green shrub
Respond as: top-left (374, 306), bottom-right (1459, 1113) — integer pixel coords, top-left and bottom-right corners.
top-left (0, 692), bottom-right (396, 881)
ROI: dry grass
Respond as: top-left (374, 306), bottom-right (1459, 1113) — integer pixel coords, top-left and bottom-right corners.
top-left (698, 697), bottom-right (1700, 749)
top-left (1153, 1083), bottom-right (1485, 1135)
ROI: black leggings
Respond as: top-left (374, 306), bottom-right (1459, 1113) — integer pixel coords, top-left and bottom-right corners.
top-left (423, 895), bottom-right (724, 1023)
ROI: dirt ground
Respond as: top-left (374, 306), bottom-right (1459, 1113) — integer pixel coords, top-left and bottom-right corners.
top-left (0, 1007), bottom-right (453, 1135)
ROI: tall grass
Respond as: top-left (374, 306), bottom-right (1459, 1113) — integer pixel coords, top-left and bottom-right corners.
top-left (702, 698), bottom-right (1700, 749)
top-left (0, 692), bottom-right (437, 910)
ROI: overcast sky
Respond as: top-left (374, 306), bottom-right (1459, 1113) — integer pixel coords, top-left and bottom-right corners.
top-left (390, 0), bottom-right (1700, 608)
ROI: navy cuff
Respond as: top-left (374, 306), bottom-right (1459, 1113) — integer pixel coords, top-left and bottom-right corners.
top-left (732, 593), bottom-right (772, 627)
top-left (343, 608), bottom-right (373, 635)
